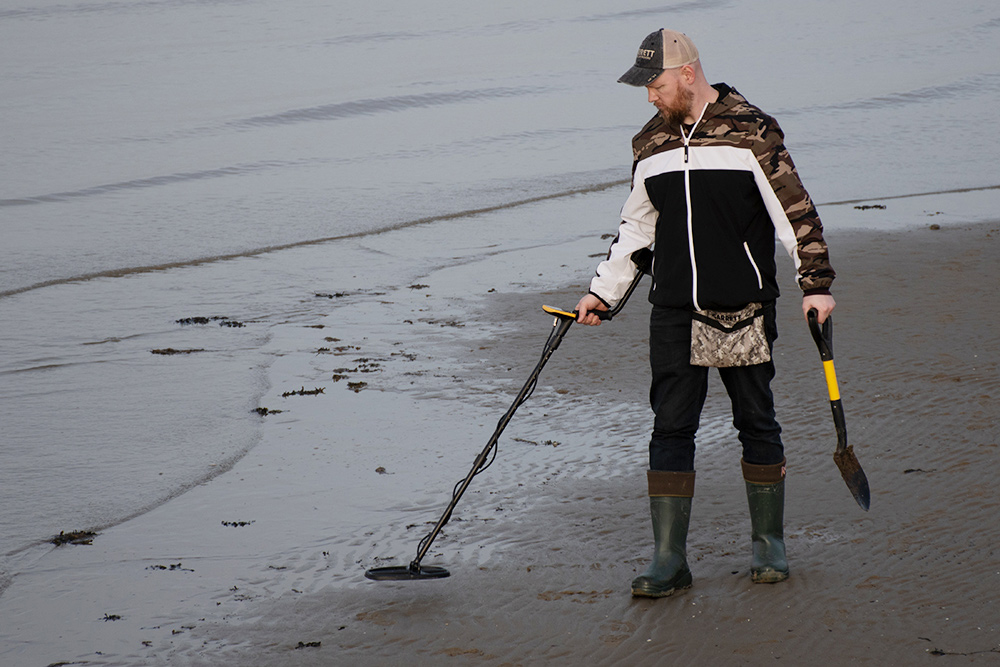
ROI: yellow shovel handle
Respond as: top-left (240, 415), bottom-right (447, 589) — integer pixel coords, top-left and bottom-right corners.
top-left (823, 359), bottom-right (840, 401)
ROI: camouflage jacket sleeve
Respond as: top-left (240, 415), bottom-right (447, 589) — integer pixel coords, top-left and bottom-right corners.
top-left (754, 115), bottom-right (835, 294)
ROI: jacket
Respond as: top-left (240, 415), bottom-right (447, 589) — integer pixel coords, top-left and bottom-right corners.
top-left (589, 84), bottom-right (835, 311)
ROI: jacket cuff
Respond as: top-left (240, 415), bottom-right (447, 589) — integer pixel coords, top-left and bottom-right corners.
top-left (803, 287), bottom-right (832, 297)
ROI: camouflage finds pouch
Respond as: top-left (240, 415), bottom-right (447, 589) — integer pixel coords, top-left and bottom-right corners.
top-left (690, 303), bottom-right (771, 367)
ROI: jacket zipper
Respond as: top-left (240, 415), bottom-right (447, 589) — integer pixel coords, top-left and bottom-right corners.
top-left (680, 103), bottom-right (710, 311)
top-left (744, 242), bottom-right (763, 289)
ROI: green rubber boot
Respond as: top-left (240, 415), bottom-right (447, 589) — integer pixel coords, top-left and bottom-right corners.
top-left (631, 471), bottom-right (695, 598)
top-left (742, 459), bottom-right (789, 584)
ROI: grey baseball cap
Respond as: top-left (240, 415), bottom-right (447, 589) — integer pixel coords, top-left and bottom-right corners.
top-left (618, 29), bottom-right (700, 86)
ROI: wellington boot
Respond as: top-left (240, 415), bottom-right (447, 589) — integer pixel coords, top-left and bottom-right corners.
top-left (743, 459), bottom-right (789, 583)
top-left (631, 470), bottom-right (695, 598)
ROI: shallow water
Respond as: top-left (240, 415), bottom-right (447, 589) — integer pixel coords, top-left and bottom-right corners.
top-left (1, 0), bottom-right (998, 582)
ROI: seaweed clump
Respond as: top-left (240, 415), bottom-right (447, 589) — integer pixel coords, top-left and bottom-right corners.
top-left (52, 530), bottom-right (97, 546)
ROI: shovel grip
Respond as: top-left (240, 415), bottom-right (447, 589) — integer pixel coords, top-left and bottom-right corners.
top-left (806, 308), bottom-right (833, 361)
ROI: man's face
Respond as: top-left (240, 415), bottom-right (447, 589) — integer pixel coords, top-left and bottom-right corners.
top-left (645, 69), bottom-right (694, 125)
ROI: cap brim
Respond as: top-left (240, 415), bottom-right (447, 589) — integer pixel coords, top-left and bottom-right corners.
top-left (618, 65), bottom-right (661, 87)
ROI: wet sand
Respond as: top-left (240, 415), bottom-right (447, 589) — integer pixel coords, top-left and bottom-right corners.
top-left (2, 220), bottom-right (999, 665)
top-left (319, 222), bottom-right (1000, 665)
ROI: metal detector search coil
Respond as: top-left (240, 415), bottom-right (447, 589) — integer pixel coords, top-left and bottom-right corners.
top-left (365, 563), bottom-right (450, 581)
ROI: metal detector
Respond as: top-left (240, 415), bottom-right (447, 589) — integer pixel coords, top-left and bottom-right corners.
top-left (365, 248), bottom-right (652, 581)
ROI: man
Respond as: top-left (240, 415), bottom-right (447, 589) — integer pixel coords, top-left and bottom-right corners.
top-left (575, 29), bottom-right (836, 598)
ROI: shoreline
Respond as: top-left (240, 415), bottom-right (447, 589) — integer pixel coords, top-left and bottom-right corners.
top-left (2, 219), bottom-right (998, 665)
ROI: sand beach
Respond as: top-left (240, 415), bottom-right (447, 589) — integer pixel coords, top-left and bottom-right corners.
top-left (2, 213), bottom-right (998, 665)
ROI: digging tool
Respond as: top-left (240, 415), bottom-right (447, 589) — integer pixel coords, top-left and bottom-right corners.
top-left (365, 248), bottom-right (653, 580)
top-left (806, 308), bottom-right (871, 511)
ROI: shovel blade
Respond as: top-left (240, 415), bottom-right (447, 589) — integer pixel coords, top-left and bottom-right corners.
top-left (833, 446), bottom-right (871, 511)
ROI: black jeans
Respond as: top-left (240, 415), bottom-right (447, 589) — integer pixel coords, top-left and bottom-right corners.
top-left (648, 304), bottom-right (783, 471)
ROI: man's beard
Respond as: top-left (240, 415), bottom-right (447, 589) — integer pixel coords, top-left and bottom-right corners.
top-left (661, 84), bottom-right (694, 126)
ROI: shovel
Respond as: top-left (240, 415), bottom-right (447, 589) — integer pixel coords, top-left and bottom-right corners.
top-left (365, 248), bottom-right (653, 580)
top-left (806, 308), bottom-right (871, 511)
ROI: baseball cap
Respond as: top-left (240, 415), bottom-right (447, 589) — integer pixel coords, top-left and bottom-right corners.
top-left (618, 29), bottom-right (699, 86)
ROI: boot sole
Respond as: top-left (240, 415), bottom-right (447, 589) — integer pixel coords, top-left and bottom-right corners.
top-left (751, 569), bottom-right (789, 584)
top-left (630, 570), bottom-right (693, 598)
top-left (631, 582), bottom-right (692, 598)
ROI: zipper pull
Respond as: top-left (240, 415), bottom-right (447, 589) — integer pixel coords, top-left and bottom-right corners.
top-left (684, 144), bottom-right (689, 163)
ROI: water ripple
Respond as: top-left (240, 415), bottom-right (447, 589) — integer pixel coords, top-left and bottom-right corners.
top-left (225, 86), bottom-right (542, 130)
top-left (319, 1), bottom-right (728, 46)
top-left (0, 0), bottom-right (244, 21)
top-left (782, 73), bottom-right (1000, 117)
top-left (0, 160), bottom-right (315, 207)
